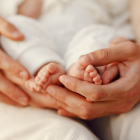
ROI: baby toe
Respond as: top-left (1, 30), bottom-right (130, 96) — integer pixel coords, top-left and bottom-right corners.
top-left (90, 71), bottom-right (97, 78)
top-left (41, 76), bottom-right (48, 83)
top-left (86, 65), bottom-right (95, 73)
top-left (95, 80), bottom-right (102, 85)
top-left (79, 55), bottom-right (93, 67)
top-left (34, 84), bottom-right (42, 91)
top-left (47, 63), bottom-right (59, 74)
top-left (93, 74), bottom-right (101, 82)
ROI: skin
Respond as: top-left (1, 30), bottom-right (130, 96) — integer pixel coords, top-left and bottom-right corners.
top-left (0, 16), bottom-right (30, 106)
top-left (47, 38), bottom-right (140, 120)
top-left (4, 69), bottom-right (60, 109)
top-left (2, 1), bottom-right (140, 119)
top-left (0, 7), bottom-right (61, 109)
top-left (18, 0), bottom-right (42, 19)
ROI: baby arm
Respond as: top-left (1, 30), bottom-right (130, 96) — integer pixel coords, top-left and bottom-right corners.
top-left (130, 0), bottom-right (140, 44)
top-left (18, 0), bottom-right (42, 19)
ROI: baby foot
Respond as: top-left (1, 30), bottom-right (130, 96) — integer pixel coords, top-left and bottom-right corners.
top-left (34, 62), bottom-right (65, 93)
top-left (67, 55), bottom-right (102, 85)
top-left (67, 55), bottom-right (102, 102)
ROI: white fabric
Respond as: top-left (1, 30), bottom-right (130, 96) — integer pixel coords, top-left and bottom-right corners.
top-left (111, 103), bottom-right (140, 140)
top-left (0, 103), bottom-right (98, 140)
top-left (1, 16), bottom-right (64, 75)
top-left (0, 0), bottom-right (24, 18)
top-left (1, 0), bottom-right (134, 73)
top-left (90, 103), bottom-right (140, 140)
top-left (40, 0), bottom-right (134, 55)
top-left (0, 0), bottom-right (138, 140)
top-left (1, 15), bottom-right (117, 72)
top-left (64, 24), bottom-right (117, 69)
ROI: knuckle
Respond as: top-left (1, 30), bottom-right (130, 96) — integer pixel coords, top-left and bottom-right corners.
top-left (124, 88), bottom-right (138, 101)
top-left (7, 88), bottom-right (16, 98)
top-left (89, 88), bottom-right (105, 101)
top-left (10, 64), bottom-right (20, 74)
top-left (98, 49), bottom-right (108, 61)
top-left (58, 94), bottom-right (66, 102)
top-left (79, 103), bottom-right (92, 119)
top-left (119, 103), bottom-right (132, 113)
top-left (127, 92), bottom-right (136, 101)
top-left (65, 79), bottom-right (78, 92)
top-left (55, 101), bottom-right (62, 107)
top-left (3, 22), bottom-right (15, 31)
top-left (125, 41), bottom-right (138, 55)
top-left (80, 115), bottom-right (91, 120)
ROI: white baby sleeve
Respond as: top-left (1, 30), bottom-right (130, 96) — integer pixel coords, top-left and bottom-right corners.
top-left (0, 15), bottom-right (64, 75)
top-left (65, 24), bottom-right (117, 70)
top-left (0, 0), bottom-right (24, 18)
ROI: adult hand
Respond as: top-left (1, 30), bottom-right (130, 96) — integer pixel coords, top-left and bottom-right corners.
top-left (4, 71), bottom-right (61, 109)
top-left (47, 38), bottom-right (140, 119)
top-left (0, 16), bottom-right (30, 106)
top-left (0, 16), bottom-right (24, 41)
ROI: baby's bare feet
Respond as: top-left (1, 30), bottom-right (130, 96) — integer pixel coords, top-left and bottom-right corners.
top-left (68, 55), bottom-right (102, 102)
top-left (34, 63), bottom-right (65, 93)
top-left (67, 55), bottom-right (102, 85)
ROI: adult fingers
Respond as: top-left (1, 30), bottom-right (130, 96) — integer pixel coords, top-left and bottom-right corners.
top-left (0, 50), bottom-right (30, 80)
top-left (79, 41), bottom-right (139, 67)
top-left (4, 71), bottom-right (34, 91)
top-left (0, 16), bottom-right (24, 41)
top-left (102, 63), bottom-right (119, 84)
top-left (47, 85), bottom-right (88, 118)
top-left (47, 85), bottom-right (86, 108)
top-left (59, 75), bottom-right (132, 102)
top-left (3, 72), bottom-right (63, 109)
top-left (0, 72), bottom-right (29, 106)
top-left (29, 93), bottom-right (60, 109)
top-left (47, 85), bottom-right (137, 120)
top-left (109, 37), bottom-right (128, 47)
top-left (0, 92), bottom-right (22, 106)
top-left (58, 109), bottom-right (79, 118)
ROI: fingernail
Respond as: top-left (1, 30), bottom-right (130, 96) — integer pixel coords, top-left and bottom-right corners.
top-left (12, 31), bottom-right (23, 37)
top-left (26, 81), bottom-right (34, 91)
top-left (58, 110), bottom-right (66, 116)
top-left (36, 86), bottom-right (41, 91)
top-left (88, 54), bottom-right (94, 63)
top-left (18, 97), bottom-right (28, 106)
top-left (79, 54), bottom-right (93, 64)
top-left (79, 55), bottom-right (85, 59)
top-left (19, 71), bottom-right (28, 80)
top-left (28, 82), bottom-right (33, 89)
top-left (47, 88), bottom-right (55, 95)
top-left (59, 76), bottom-right (65, 84)
top-left (12, 30), bottom-right (23, 37)
top-left (104, 79), bottom-right (110, 84)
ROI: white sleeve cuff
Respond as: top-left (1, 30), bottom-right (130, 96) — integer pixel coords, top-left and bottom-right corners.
top-left (0, 0), bottom-right (24, 18)
top-left (18, 46), bottom-right (64, 75)
top-left (65, 24), bottom-right (117, 70)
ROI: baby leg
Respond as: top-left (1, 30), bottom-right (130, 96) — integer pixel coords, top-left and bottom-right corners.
top-left (66, 24), bottom-right (117, 81)
top-left (65, 24), bottom-right (118, 101)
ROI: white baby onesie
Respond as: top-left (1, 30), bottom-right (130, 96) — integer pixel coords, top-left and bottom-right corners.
top-left (0, 0), bottom-right (134, 74)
